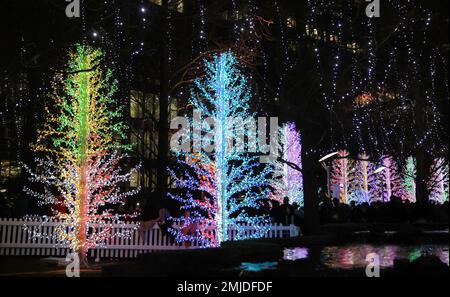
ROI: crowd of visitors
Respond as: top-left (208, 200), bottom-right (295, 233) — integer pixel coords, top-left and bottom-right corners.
top-left (137, 190), bottom-right (449, 234)
top-left (318, 195), bottom-right (449, 224)
top-left (250, 190), bottom-right (449, 227)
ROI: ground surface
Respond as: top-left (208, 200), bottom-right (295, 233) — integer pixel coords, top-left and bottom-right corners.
top-left (0, 223), bottom-right (448, 277)
top-left (0, 257), bottom-right (119, 277)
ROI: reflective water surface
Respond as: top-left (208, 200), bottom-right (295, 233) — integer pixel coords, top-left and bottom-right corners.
top-left (239, 261), bottom-right (278, 272)
top-left (284, 244), bottom-right (449, 269)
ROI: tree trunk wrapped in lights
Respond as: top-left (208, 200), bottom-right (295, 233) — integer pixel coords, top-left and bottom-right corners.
top-left (23, 45), bottom-right (139, 266)
top-left (329, 154), bottom-right (410, 204)
top-left (168, 52), bottom-right (272, 248)
top-left (380, 156), bottom-right (403, 201)
top-left (403, 156), bottom-right (417, 203)
top-left (348, 154), bottom-right (378, 204)
top-left (370, 156), bottom-right (394, 202)
top-left (330, 150), bottom-right (352, 204)
top-left (269, 122), bottom-right (303, 206)
top-left (270, 123), bottom-right (303, 206)
top-left (428, 158), bottom-right (449, 204)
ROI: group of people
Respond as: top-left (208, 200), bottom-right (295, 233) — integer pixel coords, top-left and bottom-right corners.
top-left (243, 192), bottom-right (449, 227)
top-left (318, 194), bottom-right (449, 224)
top-left (269, 197), bottom-right (304, 226)
top-left (136, 191), bottom-right (449, 239)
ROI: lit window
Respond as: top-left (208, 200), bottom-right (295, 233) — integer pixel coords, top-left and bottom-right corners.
top-left (145, 93), bottom-right (157, 117)
top-left (144, 171), bottom-right (150, 188)
top-left (130, 90), bottom-right (143, 119)
top-left (356, 92), bottom-right (375, 106)
top-left (169, 98), bottom-right (178, 119)
top-left (130, 170), bottom-right (151, 189)
top-left (176, 0), bottom-right (184, 13)
top-left (153, 94), bottom-right (160, 121)
top-left (151, 131), bottom-right (159, 158)
top-left (131, 132), bottom-right (139, 153)
top-left (151, 169), bottom-right (158, 190)
top-left (286, 17), bottom-right (297, 29)
top-left (130, 170), bottom-right (139, 188)
top-left (0, 160), bottom-right (21, 178)
top-left (234, 10), bottom-right (244, 20)
top-left (150, 0), bottom-right (162, 6)
top-left (144, 131), bottom-right (152, 158)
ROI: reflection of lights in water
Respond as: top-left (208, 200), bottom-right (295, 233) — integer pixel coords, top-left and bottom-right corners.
top-left (238, 245), bottom-right (448, 272)
top-left (239, 262), bottom-right (278, 272)
top-left (384, 231), bottom-right (397, 235)
top-left (283, 247), bottom-right (309, 261)
top-left (354, 230), bottom-right (370, 235)
top-left (438, 248), bottom-right (449, 265)
top-left (409, 246), bottom-right (449, 266)
top-left (408, 248), bottom-right (422, 262)
top-left (341, 246), bottom-right (356, 267)
top-left (320, 245), bottom-right (448, 269)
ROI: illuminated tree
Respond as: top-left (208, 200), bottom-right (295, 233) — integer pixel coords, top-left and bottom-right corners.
top-left (428, 158), bottom-right (449, 204)
top-left (169, 52), bottom-right (272, 247)
top-left (23, 45), bottom-right (139, 265)
top-left (348, 154), bottom-right (378, 204)
top-left (375, 155), bottom-right (406, 202)
top-left (367, 156), bottom-right (390, 203)
top-left (368, 169), bottom-right (385, 203)
top-left (330, 151), bottom-right (352, 204)
top-left (403, 156), bottom-right (417, 202)
top-left (270, 122), bottom-right (303, 205)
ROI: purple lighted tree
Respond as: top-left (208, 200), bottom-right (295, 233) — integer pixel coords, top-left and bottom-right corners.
top-left (270, 122), bottom-right (304, 205)
top-left (428, 158), bottom-right (449, 204)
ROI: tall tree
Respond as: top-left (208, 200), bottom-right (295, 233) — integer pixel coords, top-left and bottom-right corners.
top-left (23, 45), bottom-right (139, 266)
top-left (270, 122), bottom-right (304, 205)
top-left (169, 52), bottom-right (272, 247)
top-left (156, 0), bottom-right (171, 203)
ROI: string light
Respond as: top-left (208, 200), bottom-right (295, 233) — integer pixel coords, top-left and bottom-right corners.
top-left (269, 122), bottom-right (304, 205)
top-left (23, 45), bottom-right (140, 263)
top-left (168, 52), bottom-right (272, 247)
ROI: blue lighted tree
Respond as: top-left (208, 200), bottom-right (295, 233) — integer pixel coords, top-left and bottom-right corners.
top-left (169, 52), bottom-right (272, 247)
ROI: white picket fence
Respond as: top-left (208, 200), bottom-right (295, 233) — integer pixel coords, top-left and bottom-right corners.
top-left (0, 218), bottom-right (300, 259)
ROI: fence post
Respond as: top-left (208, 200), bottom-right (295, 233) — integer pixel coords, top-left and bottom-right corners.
top-left (0, 219), bottom-right (301, 257)
top-left (289, 224), bottom-right (300, 237)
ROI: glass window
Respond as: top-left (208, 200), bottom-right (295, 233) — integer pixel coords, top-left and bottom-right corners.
top-left (286, 17), bottom-right (297, 29)
top-left (176, 0), bottom-right (184, 13)
top-left (130, 170), bottom-right (139, 188)
top-left (130, 90), bottom-right (143, 119)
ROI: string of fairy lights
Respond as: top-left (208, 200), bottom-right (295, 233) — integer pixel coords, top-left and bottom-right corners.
top-left (304, 0), bottom-right (447, 160)
top-left (22, 45), bottom-right (140, 260)
top-left (168, 52), bottom-right (273, 247)
top-left (0, 0), bottom-right (447, 254)
top-left (1, 1), bottom-right (448, 214)
top-left (274, 1), bottom-right (287, 103)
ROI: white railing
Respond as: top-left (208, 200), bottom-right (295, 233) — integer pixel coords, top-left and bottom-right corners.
top-left (0, 218), bottom-right (300, 259)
